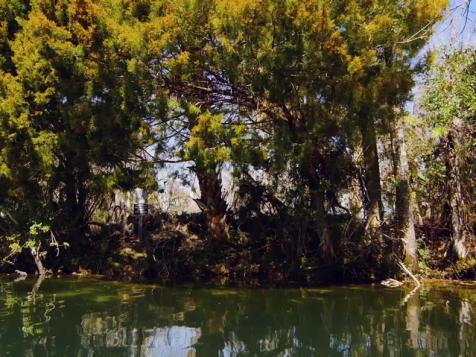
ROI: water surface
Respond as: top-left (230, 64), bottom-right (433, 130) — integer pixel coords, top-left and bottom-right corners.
top-left (0, 277), bottom-right (475, 356)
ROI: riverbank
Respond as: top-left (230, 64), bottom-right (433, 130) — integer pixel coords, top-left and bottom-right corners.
top-left (4, 271), bottom-right (476, 290)
top-left (3, 251), bottom-right (476, 288)
top-left (2, 212), bottom-right (475, 286)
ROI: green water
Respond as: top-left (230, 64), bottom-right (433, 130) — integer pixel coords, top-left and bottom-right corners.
top-left (0, 277), bottom-right (475, 356)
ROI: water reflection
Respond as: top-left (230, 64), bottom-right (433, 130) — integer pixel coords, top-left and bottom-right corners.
top-left (0, 278), bottom-right (475, 356)
top-left (80, 315), bottom-right (201, 357)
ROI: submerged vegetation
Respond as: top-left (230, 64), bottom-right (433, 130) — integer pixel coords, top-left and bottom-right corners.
top-left (0, 0), bottom-right (475, 284)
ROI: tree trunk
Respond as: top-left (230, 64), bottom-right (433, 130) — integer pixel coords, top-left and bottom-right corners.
top-left (445, 117), bottom-right (468, 259)
top-left (391, 111), bottom-right (417, 272)
top-left (359, 117), bottom-right (384, 243)
top-left (63, 154), bottom-right (89, 242)
top-left (313, 189), bottom-right (333, 259)
top-left (194, 166), bottom-right (229, 240)
top-left (350, 146), bottom-right (364, 223)
top-left (31, 246), bottom-right (46, 277)
top-left (306, 162), bottom-right (334, 258)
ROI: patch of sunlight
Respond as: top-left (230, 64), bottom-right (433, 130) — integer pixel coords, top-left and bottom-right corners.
top-left (208, 290), bottom-right (240, 296)
top-left (92, 294), bottom-right (119, 303)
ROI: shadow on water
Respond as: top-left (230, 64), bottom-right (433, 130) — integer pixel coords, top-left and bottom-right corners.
top-left (0, 277), bottom-right (475, 356)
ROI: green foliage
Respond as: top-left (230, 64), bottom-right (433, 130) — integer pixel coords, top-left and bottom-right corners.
top-left (0, 0), bottom-right (155, 241)
top-left (6, 221), bottom-right (68, 260)
top-left (29, 222), bottom-right (50, 236)
top-left (423, 50), bottom-right (476, 128)
top-left (417, 244), bottom-right (433, 277)
top-left (9, 242), bottom-right (22, 254)
top-left (417, 48), bottom-right (476, 234)
top-left (5, 0), bottom-right (474, 281)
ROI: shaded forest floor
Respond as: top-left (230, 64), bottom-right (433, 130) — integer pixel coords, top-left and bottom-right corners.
top-left (2, 211), bottom-right (476, 286)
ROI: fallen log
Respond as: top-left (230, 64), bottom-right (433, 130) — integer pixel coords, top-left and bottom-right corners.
top-left (381, 261), bottom-right (421, 288)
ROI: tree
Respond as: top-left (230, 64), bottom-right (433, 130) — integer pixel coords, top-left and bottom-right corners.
top-left (421, 49), bottom-right (476, 259)
top-left (390, 108), bottom-right (417, 271)
top-left (138, 0), bottom-right (448, 268)
top-left (332, 0), bottom-right (448, 269)
top-left (1, 0), bottom-right (151, 264)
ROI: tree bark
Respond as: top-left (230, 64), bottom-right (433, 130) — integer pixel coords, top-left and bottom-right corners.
top-left (194, 166), bottom-right (230, 240)
top-left (306, 162), bottom-right (334, 258)
top-left (445, 117), bottom-right (468, 259)
top-left (31, 246), bottom-right (46, 277)
top-left (359, 117), bottom-right (384, 243)
top-left (313, 188), bottom-right (333, 259)
top-left (350, 146), bottom-right (364, 223)
top-left (62, 153), bottom-right (89, 249)
top-left (391, 111), bottom-right (417, 272)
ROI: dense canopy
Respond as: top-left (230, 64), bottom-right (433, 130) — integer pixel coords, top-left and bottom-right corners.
top-left (1, 0), bottom-right (475, 284)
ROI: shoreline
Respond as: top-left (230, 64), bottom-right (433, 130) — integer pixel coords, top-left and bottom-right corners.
top-left (2, 272), bottom-right (475, 289)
